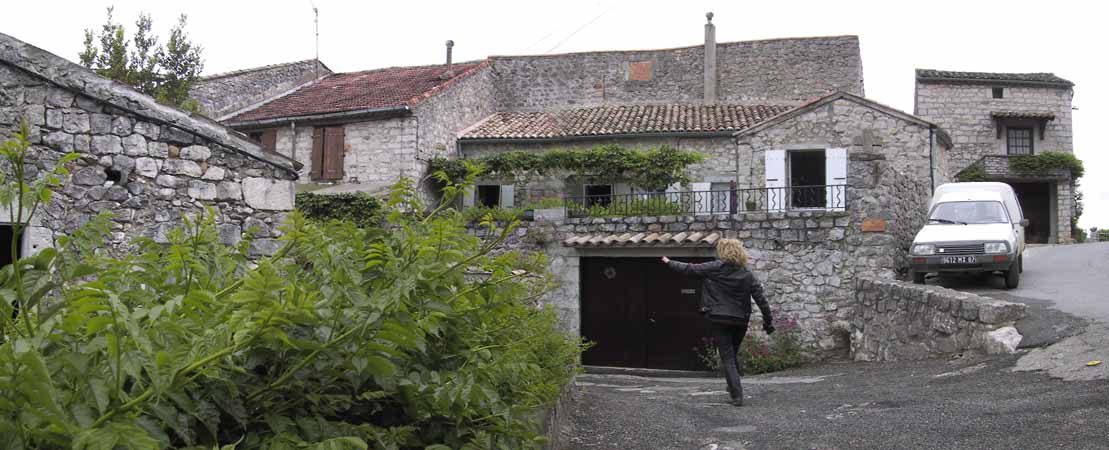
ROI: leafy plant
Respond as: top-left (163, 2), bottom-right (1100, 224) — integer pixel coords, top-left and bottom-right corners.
top-left (0, 127), bottom-right (583, 450)
top-left (1008, 152), bottom-right (1084, 179)
top-left (570, 196), bottom-right (686, 218)
top-left (955, 163), bottom-right (987, 182)
top-left (523, 197), bottom-right (565, 210)
top-left (427, 145), bottom-right (703, 192)
top-left (693, 316), bottom-right (809, 376)
top-left (295, 191), bottom-right (383, 228)
top-left (79, 7), bottom-right (204, 111)
top-left (461, 205), bottom-right (524, 224)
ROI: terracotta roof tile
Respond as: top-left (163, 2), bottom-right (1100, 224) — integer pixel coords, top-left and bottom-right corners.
top-left (916, 69), bottom-right (1073, 87)
top-left (228, 61), bottom-right (487, 123)
top-left (562, 231), bottom-right (721, 248)
top-left (991, 111), bottom-right (1056, 120)
top-left (461, 104), bottom-right (793, 140)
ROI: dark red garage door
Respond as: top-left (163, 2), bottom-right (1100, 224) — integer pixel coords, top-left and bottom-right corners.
top-left (580, 257), bottom-right (713, 371)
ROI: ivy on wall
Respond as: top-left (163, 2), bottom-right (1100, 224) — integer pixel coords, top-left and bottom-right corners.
top-left (1008, 152), bottom-right (1084, 179)
top-left (296, 191), bottom-right (384, 228)
top-left (427, 145), bottom-right (704, 192)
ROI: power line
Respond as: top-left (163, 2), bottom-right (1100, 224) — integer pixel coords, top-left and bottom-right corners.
top-left (544, 5), bottom-right (612, 54)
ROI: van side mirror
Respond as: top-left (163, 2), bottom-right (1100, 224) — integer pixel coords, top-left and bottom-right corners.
top-left (1019, 219), bottom-right (1030, 227)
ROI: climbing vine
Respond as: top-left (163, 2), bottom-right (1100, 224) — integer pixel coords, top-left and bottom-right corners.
top-left (427, 145), bottom-right (704, 192)
top-left (1008, 152), bottom-right (1084, 179)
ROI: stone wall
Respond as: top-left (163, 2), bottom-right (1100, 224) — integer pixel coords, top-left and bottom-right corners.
top-left (851, 277), bottom-right (1026, 361)
top-left (484, 209), bottom-right (872, 353)
top-left (914, 81), bottom-right (1074, 177)
top-left (0, 39), bottom-right (297, 257)
top-left (271, 118), bottom-right (419, 186)
top-left (414, 65), bottom-right (496, 161)
top-left (191, 59), bottom-right (329, 119)
top-left (491, 36), bottom-right (863, 111)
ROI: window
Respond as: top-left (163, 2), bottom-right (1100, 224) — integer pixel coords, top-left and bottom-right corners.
top-left (765, 148), bottom-right (846, 211)
top-left (992, 87), bottom-right (1004, 99)
top-left (929, 201), bottom-right (1009, 225)
top-left (476, 185), bottom-right (501, 207)
top-left (584, 184), bottom-right (613, 208)
top-left (1007, 127), bottom-right (1033, 155)
top-left (247, 129), bottom-right (277, 152)
top-left (311, 127), bottom-right (345, 180)
top-left (788, 150), bottom-right (826, 208)
top-left (0, 225), bottom-right (20, 269)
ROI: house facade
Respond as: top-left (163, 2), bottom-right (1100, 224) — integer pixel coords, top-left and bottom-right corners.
top-left (914, 69), bottom-right (1076, 243)
top-left (0, 32), bottom-right (299, 259)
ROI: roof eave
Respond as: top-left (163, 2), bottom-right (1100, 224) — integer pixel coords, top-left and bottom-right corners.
top-left (226, 106), bottom-right (412, 129)
top-left (459, 130), bottom-right (738, 145)
top-left (734, 91), bottom-right (938, 139)
top-left (916, 76), bottom-right (1073, 89)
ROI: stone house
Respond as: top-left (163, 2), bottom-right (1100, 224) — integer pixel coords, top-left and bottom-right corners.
top-left (0, 32), bottom-right (299, 259)
top-left (914, 69), bottom-right (1076, 243)
top-left (190, 59), bottom-right (332, 121)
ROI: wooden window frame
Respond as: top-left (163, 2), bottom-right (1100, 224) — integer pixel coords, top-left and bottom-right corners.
top-left (1006, 127), bottom-right (1034, 155)
top-left (311, 126), bottom-right (346, 181)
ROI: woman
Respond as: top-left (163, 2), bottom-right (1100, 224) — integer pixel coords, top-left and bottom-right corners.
top-left (661, 239), bottom-right (773, 407)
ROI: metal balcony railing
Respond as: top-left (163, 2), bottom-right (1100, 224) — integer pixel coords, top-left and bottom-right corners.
top-left (564, 185), bottom-right (848, 218)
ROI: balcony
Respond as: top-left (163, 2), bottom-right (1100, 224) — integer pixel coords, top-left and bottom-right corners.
top-left (563, 185), bottom-right (848, 218)
top-left (958, 155), bottom-right (1074, 182)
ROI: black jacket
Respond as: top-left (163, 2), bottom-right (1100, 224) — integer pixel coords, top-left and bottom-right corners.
top-left (667, 260), bottom-right (771, 324)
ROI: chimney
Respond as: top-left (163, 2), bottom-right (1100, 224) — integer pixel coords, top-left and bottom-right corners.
top-left (442, 40), bottom-right (455, 79)
top-left (703, 12), bottom-right (717, 104)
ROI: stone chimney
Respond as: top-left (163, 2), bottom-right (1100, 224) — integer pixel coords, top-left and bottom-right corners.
top-left (703, 12), bottom-right (717, 104)
top-left (442, 40), bottom-right (455, 80)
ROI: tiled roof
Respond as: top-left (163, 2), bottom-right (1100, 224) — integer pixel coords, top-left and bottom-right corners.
top-left (461, 104), bottom-right (793, 140)
top-left (562, 231), bottom-right (722, 248)
top-left (228, 61), bottom-right (487, 123)
top-left (916, 69), bottom-right (1073, 87)
top-left (991, 111), bottom-right (1056, 120)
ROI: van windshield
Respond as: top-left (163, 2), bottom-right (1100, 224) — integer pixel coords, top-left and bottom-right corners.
top-left (929, 201), bottom-right (1009, 225)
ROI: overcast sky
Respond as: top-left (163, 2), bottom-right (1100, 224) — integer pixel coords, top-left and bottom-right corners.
top-left (6, 0), bottom-right (1107, 230)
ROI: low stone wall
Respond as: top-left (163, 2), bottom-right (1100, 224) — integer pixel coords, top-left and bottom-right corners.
top-left (850, 277), bottom-right (1026, 361)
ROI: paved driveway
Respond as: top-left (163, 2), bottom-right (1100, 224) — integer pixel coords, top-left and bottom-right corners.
top-left (563, 356), bottom-right (1109, 450)
top-left (931, 242), bottom-right (1109, 324)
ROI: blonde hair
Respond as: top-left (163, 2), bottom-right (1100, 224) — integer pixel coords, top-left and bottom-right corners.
top-left (716, 238), bottom-right (748, 267)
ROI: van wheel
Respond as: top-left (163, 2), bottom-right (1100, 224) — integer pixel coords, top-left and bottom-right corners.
top-left (912, 271), bottom-right (926, 284)
top-left (1004, 265), bottom-right (1020, 290)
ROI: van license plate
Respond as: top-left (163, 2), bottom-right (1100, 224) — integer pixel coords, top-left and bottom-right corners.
top-left (941, 256), bottom-right (975, 264)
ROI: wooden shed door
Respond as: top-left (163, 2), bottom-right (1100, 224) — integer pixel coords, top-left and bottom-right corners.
top-left (581, 257), bottom-right (713, 371)
top-left (312, 126), bottom-right (345, 180)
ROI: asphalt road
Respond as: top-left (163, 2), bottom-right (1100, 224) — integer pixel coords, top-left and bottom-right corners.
top-left (563, 356), bottom-right (1109, 450)
top-left (930, 242), bottom-right (1109, 324)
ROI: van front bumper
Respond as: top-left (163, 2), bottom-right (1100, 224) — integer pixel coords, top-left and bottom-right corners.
top-left (910, 254), bottom-right (1015, 272)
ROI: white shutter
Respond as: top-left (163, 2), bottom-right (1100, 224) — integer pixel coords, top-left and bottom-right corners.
top-left (462, 186), bottom-right (475, 208)
top-left (691, 182), bottom-right (711, 214)
top-left (499, 184), bottom-right (515, 208)
top-left (825, 148), bottom-right (847, 210)
top-left (765, 150), bottom-right (786, 211)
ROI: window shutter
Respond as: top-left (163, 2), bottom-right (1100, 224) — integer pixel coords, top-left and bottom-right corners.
top-left (323, 127), bottom-right (345, 180)
top-left (260, 129), bottom-right (277, 152)
top-left (499, 184), bottom-right (515, 208)
top-left (462, 186), bottom-right (475, 208)
top-left (690, 182), bottom-right (711, 214)
top-left (764, 150), bottom-right (786, 211)
top-left (825, 148), bottom-right (847, 209)
top-left (310, 128), bottom-right (324, 179)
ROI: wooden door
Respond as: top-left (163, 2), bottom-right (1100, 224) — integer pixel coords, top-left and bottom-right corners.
top-left (322, 127), bottom-right (345, 180)
top-left (581, 258), bottom-right (648, 368)
top-left (580, 257), bottom-right (713, 371)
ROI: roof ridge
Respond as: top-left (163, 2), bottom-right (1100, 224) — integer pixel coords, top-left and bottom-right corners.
top-left (331, 59), bottom-right (486, 77)
top-left (201, 59), bottom-right (328, 81)
top-left (0, 31), bottom-right (299, 175)
top-left (488, 35), bottom-right (859, 59)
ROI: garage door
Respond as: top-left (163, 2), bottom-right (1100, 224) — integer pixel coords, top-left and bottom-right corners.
top-left (580, 257), bottom-right (713, 371)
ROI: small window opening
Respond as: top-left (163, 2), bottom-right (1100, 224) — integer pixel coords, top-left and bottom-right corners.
top-left (476, 185), bottom-right (501, 207)
top-left (0, 225), bottom-right (20, 269)
top-left (105, 168), bottom-right (123, 184)
top-left (992, 87), bottom-right (1004, 99)
top-left (584, 184), bottom-right (613, 208)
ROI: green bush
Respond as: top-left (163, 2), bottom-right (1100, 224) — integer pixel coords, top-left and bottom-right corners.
top-left (523, 197), bottom-right (565, 210)
top-left (955, 164), bottom-right (988, 182)
top-left (571, 196), bottom-right (686, 218)
top-left (461, 205), bottom-right (524, 224)
top-left (295, 191), bottom-right (384, 228)
top-left (0, 125), bottom-right (583, 449)
top-left (1009, 152), bottom-right (1084, 179)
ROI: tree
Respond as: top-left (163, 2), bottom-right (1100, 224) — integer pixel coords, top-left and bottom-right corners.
top-left (79, 7), bottom-right (204, 112)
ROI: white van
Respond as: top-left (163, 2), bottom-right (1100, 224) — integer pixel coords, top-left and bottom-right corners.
top-left (909, 182), bottom-right (1027, 289)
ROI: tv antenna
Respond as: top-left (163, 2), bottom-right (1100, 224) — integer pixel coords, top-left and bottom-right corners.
top-left (310, 1), bottom-right (320, 79)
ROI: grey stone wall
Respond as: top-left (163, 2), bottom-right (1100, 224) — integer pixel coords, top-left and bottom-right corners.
top-left (851, 277), bottom-right (1026, 361)
top-left (271, 118), bottom-right (419, 186)
top-left (914, 82), bottom-right (1074, 178)
top-left (191, 59), bottom-right (329, 119)
top-left (482, 209), bottom-right (872, 354)
top-left (414, 65), bottom-right (496, 161)
top-left (491, 36), bottom-right (863, 111)
top-left (0, 59), bottom-right (296, 256)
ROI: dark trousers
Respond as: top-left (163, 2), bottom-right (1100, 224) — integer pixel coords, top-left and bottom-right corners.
top-left (711, 320), bottom-right (749, 400)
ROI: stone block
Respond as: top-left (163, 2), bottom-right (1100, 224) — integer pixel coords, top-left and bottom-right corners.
top-left (111, 116), bottom-right (132, 136)
top-left (959, 301), bottom-right (979, 321)
top-left (201, 166), bottom-right (226, 181)
top-left (91, 135), bottom-right (123, 154)
top-left (982, 326), bottom-right (1022, 354)
top-left (218, 223), bottom-right (242, 246)
top-left (162, 159), bottom-right (203, 177)
top-left (155, 175), bottom-right (179, 188)
top-left (72, 166), bottom-right (107, 186)
top-left (180, 145), bottom-right (212, 161)
top-left (188, 180), bottom-right (218, 200)
top-left (978, 301), bottom-right (1026, 325)
top-left (123, 134), bottom-right (148, 156)
top-left (135, 157), bottom-right (159, 178)
top-left (242, 177), bottom-right (294, 211)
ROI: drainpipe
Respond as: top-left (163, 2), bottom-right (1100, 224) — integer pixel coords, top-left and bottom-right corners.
top-left (290, 121), bottom-right (297, 161)
top-left (928, 126), bottom-right (935, 191)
